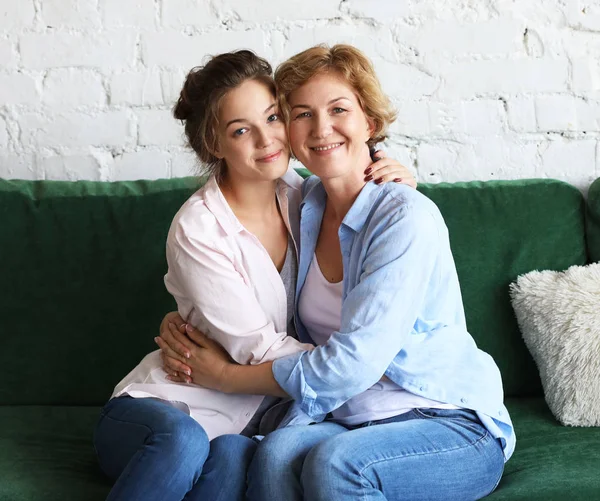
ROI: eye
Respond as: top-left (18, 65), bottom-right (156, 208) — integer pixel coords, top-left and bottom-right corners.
top-left (233, 128), bottom-right (248, 136)
top-left (294, 111), bottom-right (311, 120)
top-left (332, 107), bottom-right (347, 114)
top-left (267, 113), bottom-right (280, 123)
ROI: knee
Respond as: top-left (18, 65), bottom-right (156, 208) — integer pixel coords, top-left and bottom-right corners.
top-left (302, 435), bottom-right (355, 488)
top-left (210, 434), bottom-right (257, 468)
top-left (157, 413), bottom-right (210, 464)
top-left (250, 427), bottom-right (303, 472)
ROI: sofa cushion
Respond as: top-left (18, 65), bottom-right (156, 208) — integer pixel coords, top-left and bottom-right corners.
top-left (2, 400), bottom-right (599, 501)
top-left (0, 176), bottom-right (587, 404)
top-left (0, 406), bottom-right (110, 501)
top-left (587, 177), bottom-right (600, 263)
top-left (488, 398), bottom-right (600, 500)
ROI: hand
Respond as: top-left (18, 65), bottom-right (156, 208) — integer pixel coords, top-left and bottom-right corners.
top-left (156, 312), bottom-right (192, 383)
top-left (156, 323), bottom-right (235, 392)
top-left (364, 150), bottom-right (417, 189)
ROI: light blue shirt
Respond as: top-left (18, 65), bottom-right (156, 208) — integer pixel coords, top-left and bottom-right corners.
top-left (272, 176), bottom-right (516, 461)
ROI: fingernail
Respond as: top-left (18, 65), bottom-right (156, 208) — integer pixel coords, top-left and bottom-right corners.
top-left (154, 336), bottom-right (160, 344)
top-left (185, 324), bottom-right (193, 333)
top-left (168, 322), bottom-right (174, 329)
top-left (364, 174), bottom-right (373, 182)
top-left (364, 167), bottom-right (372, 175)
top-left (185, 369), bottom-right (191, 376)
top-left (393, 178), bottom-right (402, 183)
top-left (374, 177), bottom-right (383, 185)
top-left (179, 323), bottom-right (186, 330)
top-left (185, 352), bottom-right (191, 359)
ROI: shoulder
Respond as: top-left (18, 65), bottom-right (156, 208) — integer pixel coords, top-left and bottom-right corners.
top-left (301, 173), bottom-right (320, 198)
top-left (372, 183), bottom-right (445, 239)
top-left (168, 185), bottom-right (225, 250)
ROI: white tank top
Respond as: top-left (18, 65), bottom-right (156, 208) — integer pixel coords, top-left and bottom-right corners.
top-left (298, 253), bottom-right (458, 425)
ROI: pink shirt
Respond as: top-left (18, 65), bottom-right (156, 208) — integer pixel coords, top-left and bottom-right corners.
top-left (112, 168), bottom-right (313, 440)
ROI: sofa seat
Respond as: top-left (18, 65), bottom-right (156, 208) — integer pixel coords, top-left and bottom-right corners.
top-left (0, 406), bottom-right (110, 501)
top-left (490, 398), bottom-right (600, 499)
top-left (2, 399), bottom-right (599, 500)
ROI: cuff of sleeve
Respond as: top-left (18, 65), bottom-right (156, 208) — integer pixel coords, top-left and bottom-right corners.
top-left (272, 352), bottom-right (317, 416)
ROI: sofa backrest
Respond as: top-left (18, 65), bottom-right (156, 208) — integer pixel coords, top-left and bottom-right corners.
top-left (587, 177), bottom-right (600, 263)
top-left (0, 174), bottom-right (587, 405)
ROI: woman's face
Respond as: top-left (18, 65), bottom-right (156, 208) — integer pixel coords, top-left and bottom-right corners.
top-left (215, 79), bottom-right (289, 183)
top-left (287, 71), bottom-right (374, 179)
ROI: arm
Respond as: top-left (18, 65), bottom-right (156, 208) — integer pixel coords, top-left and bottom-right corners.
top-left (160, 217), bottom-right (313, 372)
top-left (181, 201), bottom-right (440, 411)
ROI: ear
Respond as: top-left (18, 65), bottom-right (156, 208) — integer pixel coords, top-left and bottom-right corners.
top-left (209, 141), bottom-right (224, 160)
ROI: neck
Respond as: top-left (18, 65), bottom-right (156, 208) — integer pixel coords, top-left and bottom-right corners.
top-left (219, 173), bottom-right (279, 221)
top-left (320, 146), bottom-right (372, 223)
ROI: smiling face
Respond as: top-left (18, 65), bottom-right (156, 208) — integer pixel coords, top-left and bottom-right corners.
top-left (214, 78), bottom-right (290, 184)
top-left (287, 71), bottom-right (374, 180)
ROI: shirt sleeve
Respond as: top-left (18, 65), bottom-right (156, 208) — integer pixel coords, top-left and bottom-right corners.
top-left (165, 222), bottom-right (313, 365)
top-left (272, 204), bottom-right (441, 418)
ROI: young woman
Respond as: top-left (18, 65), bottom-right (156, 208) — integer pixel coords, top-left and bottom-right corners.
top-left (160, 44), bottom-right (515, 501)
top-left (93, 50), bottom-right (413, 501)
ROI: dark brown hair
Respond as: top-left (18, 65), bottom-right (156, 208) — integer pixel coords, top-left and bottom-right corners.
top-left (174, 50), bottom-right (275, 179)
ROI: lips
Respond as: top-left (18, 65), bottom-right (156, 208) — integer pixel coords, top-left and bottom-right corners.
top-left (256, 150), bottom-right (282, 162)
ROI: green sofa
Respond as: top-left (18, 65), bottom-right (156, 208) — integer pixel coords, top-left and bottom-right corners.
top-left (1, 172), bottom-right (600, 501)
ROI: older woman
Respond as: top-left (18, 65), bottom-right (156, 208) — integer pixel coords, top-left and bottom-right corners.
top-left (94, 49), bottom-right (412, 501)
top-left (160, 44), bottom-right (514, 501)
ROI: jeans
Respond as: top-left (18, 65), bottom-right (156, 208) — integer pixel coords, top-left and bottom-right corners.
top-left (248, 408), bottom-right (505, 501)
top-left (93, 396), bottom-right (256, 501)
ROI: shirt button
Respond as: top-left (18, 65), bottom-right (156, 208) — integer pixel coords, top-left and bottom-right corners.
top-left (419, 386), bottom-right (425, 392)
top-left (461, 398), bottom-right (468, 404)
top-left (498, 410), bottom-right (503, 416)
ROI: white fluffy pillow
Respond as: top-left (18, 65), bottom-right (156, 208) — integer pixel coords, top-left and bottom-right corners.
top-left (510, 262), bottom-right (600, 427)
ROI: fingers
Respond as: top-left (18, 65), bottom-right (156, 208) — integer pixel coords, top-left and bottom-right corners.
top-left (160, 349), bottom-right (192, 383)
top-left (160, 322), bottom-right (191, 359)
top-left (372, 149), bottom-right (387, 159)
top-left (184, 323), bottom-right (213, 348)
top-left (365, 158), bottom-right (417, 188)
top-left (155, 336), bottom-right (191, 371)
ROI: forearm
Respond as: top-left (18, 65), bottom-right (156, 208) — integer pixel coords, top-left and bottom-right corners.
top-left (223, 361), bottom-right (288, 397)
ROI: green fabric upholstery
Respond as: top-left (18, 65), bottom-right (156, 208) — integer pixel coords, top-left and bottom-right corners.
top-left (0, 173), bottom-right (594, 500)
top-left (2, 400), bottom-right (600, 501)
top-left (587, 177), bottom-right (600, 263)
top-left (489, 398), bottom-right (600, 500)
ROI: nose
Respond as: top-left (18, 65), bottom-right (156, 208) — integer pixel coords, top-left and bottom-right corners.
top-left (311, 113), bottom-right (332, 139)
top-left (256, 125), bottom-right (274, 149)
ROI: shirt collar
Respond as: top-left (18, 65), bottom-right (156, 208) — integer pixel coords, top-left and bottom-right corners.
top-left (300, 177), bottom-right (383, 233)
top-left (203, 173), bottom-right (296, 237)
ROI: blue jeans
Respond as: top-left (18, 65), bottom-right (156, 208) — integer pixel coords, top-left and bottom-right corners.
top-left (93, 396), bottom-right (256, 501)
top-left (248, 408), bottom-right (505, 501)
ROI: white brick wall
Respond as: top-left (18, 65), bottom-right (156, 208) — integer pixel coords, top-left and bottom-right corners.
top-left (0, 0), bottom-right (599, 189)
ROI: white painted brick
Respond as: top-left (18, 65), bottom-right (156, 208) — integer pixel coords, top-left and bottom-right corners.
top-left (39, 154), bottom-right (102, 181)
top-left (19, 111), bottom-right (131, 148)
top-left (534, 96), bottom-right (600, 132)
top-left (137, 109), bottom-right (185, 146)
top-left (571, 57), bottom-right (600, 95)
top-left (0, 73), bottom-right (40, 106)
top-left (161, 69), bottom-right (187, 105)
top-left (535, 95), bottom-right (578, 132)
top-left (110, 71), bottom-right (163, 106)
top-left (42, 69), bottom-right (106, 107)
top-left (41, 0), bottom-right (100, 29)
top-left (142, 31), bottom-right (267, 68)
top-left (0, 0), bottom-right (34, 30)
top-left (171, 150), bottom-right (199, 177)
top-left (413, 19), bottom-right (524, 57)
top-left (162, 0), bottom-right (217, 28)
top-left (507, 97), bottom-right (537, 133)
top-left (343, 0), bottom-right (411, 23)
top-left (458, 100), bottom-right (506, 136)
top-left (439, 58), bottom-right (568, 97)
top-left (219, 0), bottom-right (339, 22)
top-left (417, 142), bottom-right (464, 184)
top-left (20, 31), bottom-right (136, 69)
top-left (0, 117), bottom-right (8, 148)
top-left (0, 38), bottom-right (16, 69)
top-left (391, 101), bottom-right (457, 138)
top-left (375, 60), bottom-right (439, 100)
top-left (281, 25), bottom-right (397, 65)
top-left (539, 139), bottom-right (596, 188)
top-left (566, 1), bottom-right (600, 32)
top-left (109, 150), bottom-right (171, 180)
top-left (0, 154), bottom-right (39, 180)
top-left (102, 0), bottom-right (157, 27)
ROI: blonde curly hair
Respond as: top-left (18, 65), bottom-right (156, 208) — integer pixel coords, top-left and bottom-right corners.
top-left (275, 44), bottom-right (396, 148)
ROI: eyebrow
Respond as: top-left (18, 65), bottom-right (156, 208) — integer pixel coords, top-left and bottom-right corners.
top-left (290, 97), bottom-right (351, 110)
top-left (225, 103), bottom-right (277, 128)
